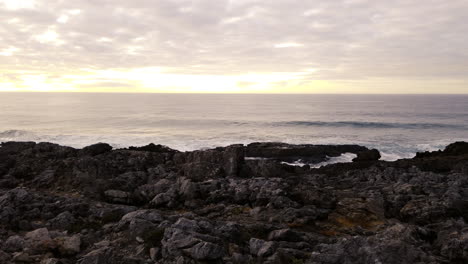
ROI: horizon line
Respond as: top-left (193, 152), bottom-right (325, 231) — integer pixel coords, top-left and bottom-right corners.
top-left (1, 91), bottom-right (468, 95)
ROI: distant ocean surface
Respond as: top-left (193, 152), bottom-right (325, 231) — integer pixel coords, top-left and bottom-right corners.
top-left (1, 93), bottom-right (468, 161)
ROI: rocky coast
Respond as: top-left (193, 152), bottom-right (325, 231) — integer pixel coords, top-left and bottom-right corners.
top-left (0, 141), bottom-right (467, 264)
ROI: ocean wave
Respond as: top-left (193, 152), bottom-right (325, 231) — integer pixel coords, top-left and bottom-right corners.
top-left (273, 121), bottom-right (465, 129)
top-left (0, 129), bottom-right (37, 138)
top-left (280, 153), bottom-right (358, 168)
top-left (1, 129), bottom-right (465, 162)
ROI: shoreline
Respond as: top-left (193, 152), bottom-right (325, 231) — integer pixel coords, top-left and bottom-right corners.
top-left (0, 141), bottom-right (467, 263)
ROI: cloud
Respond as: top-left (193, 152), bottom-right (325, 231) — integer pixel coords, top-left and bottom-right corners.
top-left (274, 43), bottom-right (304, 48)
top-left (0, 0), bottom-right (468, 93)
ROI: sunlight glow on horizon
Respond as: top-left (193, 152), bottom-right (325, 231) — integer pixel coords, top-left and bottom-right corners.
top-left (1, 68), bottom-right (467, 94)
top-left (1, 0), bottom-right (468, 94)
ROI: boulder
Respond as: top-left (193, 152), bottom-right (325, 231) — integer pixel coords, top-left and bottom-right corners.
top-left (12, 252), bottom-right (33, 263)
top-left (162, 218), bottom-right (225, 261)
top-left (48, 211), bottom-right (76, 230)
top-left (128, 143), bottom-right (178, 153)
top-left (78, 247), bottom-right (112, 264)
top-left (40, 258), bottom-right (60, 264)
top-left (246, 142), bottom-right (368, 163)
top-left (80, 143), bottom-right (112, 156)
top-left (249, 238), bottom-right (276, 257)
top-left (4, 235), bottom-right (25, 252)
top-left (24, 228), bottom-right (55, 251)
top-left (353, 149), bottom-right (381, 162)
top-left (268, 229), bottom-right (302, 242)
top-left (104, 190), bottom-right (131, 204)
top-left (183, 241), bottom-right (224, 260)
top-left (0, 250), bottom-right (11, 263)
top-left (55, 235), bottom-right (81, 255)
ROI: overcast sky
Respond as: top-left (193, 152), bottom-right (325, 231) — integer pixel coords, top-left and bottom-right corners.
top-left (1, 0), bottom-right (467, 93)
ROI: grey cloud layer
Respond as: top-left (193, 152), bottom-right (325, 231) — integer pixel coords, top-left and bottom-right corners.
top-left (1, 0), bottom-right (468, 80)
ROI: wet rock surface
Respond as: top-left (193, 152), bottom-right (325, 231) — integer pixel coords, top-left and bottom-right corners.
top-left (0, 141), bottom-right (467, 263)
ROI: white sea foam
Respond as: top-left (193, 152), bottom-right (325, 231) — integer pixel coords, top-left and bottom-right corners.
top-left (1, 94), bottom-right (467, 160)
top-left (0, 129), bottom-right (463, 162)
top-left (280, 153), bottom-right (358, 168)
top-left (245, 157), bottom-right (270, 161)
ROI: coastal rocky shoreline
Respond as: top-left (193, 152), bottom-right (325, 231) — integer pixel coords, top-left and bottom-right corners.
top-left (0, 141), bottom-right (467, 264)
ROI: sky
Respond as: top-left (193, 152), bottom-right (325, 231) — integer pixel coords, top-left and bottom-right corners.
top-left (0, 0), bottom-right (467, 93)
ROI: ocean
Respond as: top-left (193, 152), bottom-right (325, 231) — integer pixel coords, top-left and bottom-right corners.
top-left (1, 93), bottom-right (467, 161)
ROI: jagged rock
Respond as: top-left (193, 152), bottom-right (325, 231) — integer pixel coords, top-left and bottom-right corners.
top-left (435, 220), bottom-right (468, 262)
top-left (417, 141), bottom-right (468, 158)
top-left (440, 231), bottom-right (468, 261)
top-left (80, 143), bottom-right (113, 156)
top-left (128, 143), bottom-right (178, 153)
top-left (149, 247), bottom-right (161, 260)
top-left (24, 228), bottom-right (55, 252)
top-left (178, 178), bottom-right (199, 200)
top-left (183, 241), bottom-right (224, 260)
top-left (40, 258), bottom-right (60, 264)
top-left (246, 142), bottom-right (368, 163)
top-left (117, 209), bottom-right (164, 240)
top-left (249, 238), bottom-right (276, 257)
top-left (172, 218), bottom-right (201, 232)
top-left (231, 253), bottom-right (253, 264)
top-left (151, 191), bottom-right (175, 207)
top-left (104, 190), bottom-right (130, 204)
top-left (12, 252), bottom-right (33, 262)
top-left (0, 250), bottom-right (11, 263)
top-left (94, 240), bottom-right (111, 248)
top-left (55, 235), bottom-right (81, 255)
top-left (0, 141), bottom-right (36, 154)
top-left (444, 141), bottom-right (468, 155)
top-left (223, 144), bottom-right (245, 177)
top-left (353, 149), bottom-right (381, 162)
top-left (399, 199), bottom-right (448, 224)
top-left (78, 247), bottom-right (112, 264)
top-left (48, 211), bottom-right (76, 230)
top-left (0, 141), bottom-right (467, 263)
top-left (309, 223), bottom-right (438, 264)
top-left (268, 229), bottom-right (302, 242)
top-left (4, 235), bottom-right (25, 252)
top-left (182, 162), bottom-right (223, 181)
top-left (162, 218), bottom-right (225, 261)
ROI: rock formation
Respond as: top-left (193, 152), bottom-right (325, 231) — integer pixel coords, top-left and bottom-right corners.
top-left (0, 141), bottom-right (467, 263)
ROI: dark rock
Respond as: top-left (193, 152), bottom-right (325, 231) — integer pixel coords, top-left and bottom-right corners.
top-left (0, 141), bottom-right (36, 154)
top-left (104, 190), bottom-right (131, 204)
top-left (55, 235), bottom-right (81, 255)
top-left (249, 238), bottom-right (276, 257)
top-left (0, 140), bottom-right (467, 263)
top-left (48, 211), bottom-right (76, 230)
top-left (78, 247), bottom-right (112, 264)
top-left (12, 252), bottom-right (34, 263)
top-left (223, 144), bottom-right (245, 177)
top-left (183, 241), bottom-right (224, 260)
top-left (246, 142), bottom-right (368, 163)
top-left (40, 258), bottom-right (60, 264)
top-left (128, 143), bottom-right (178, 153)
top-left (0, 250), bottom-right (11, 263)
top-left (444, 141), bottom-right (468, 155)
top-left (80, 143), bottom-right (113, 156)
top-left (417, 141), bottom-right (468, 158)
top-left (24, 228), bottom-right (54, 251)
top-left (268, 229), bottom-right (302, 242)
top-left (4, 235), bottom-right (25, 252)
top-left (353, 149), bottom-right (381, 162)
top-left (117, 209), bottom-right (164, 239)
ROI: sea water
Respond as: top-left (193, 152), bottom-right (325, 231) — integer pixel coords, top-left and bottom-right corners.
top-left (1, 93), bottom-right (467, 161)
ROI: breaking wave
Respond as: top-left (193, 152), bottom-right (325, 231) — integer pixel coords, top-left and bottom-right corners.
top-left (273, 121), bottom-right (465, 130)
top-left (281, 153), bottom-right (358, 168)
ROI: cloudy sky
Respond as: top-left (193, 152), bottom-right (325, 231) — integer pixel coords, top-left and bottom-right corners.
top-left (1, 0), bottom-right (467, 93)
